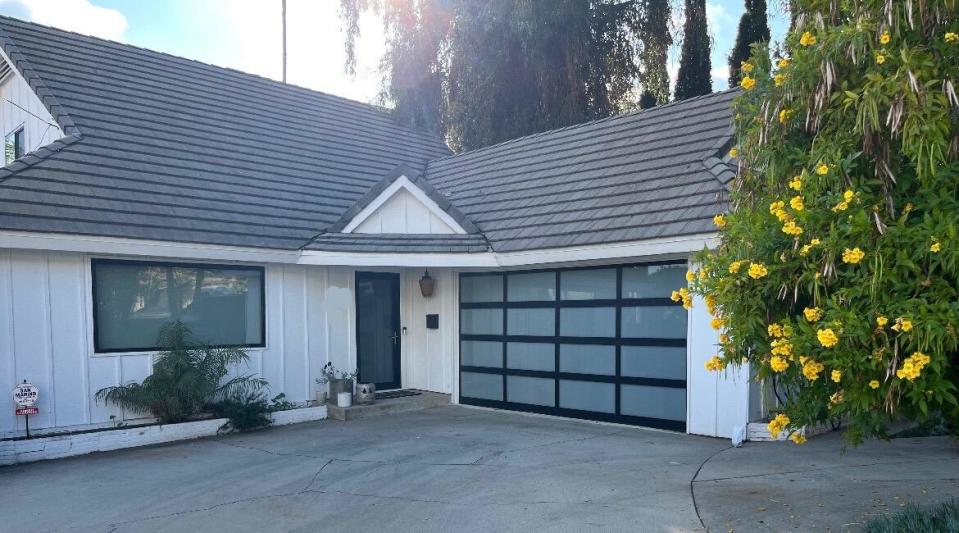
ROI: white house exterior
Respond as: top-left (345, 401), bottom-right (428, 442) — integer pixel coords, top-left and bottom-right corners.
top-left (0, 16), bottom-right (760, 440)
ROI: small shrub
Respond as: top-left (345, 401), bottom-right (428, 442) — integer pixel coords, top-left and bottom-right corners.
top-left (95, 321), bottom-right (267, 424)
top-left (267, 393), bottom-right (295, 412)
top-left (208, 392), bottom-right (272, 432)
top-left (864, 501), bottom-right (959, 533)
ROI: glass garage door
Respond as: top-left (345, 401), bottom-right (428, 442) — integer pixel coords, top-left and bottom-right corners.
top-left (458, 262), bottom-right (688, 431)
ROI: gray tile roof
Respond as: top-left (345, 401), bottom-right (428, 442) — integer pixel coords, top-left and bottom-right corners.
top-left (424, 90), bottom-right (736, 252)
top-left (304, 233), bottom-right (489, 254)
top-left (0, 16), bottom-right (451, 249)
top-left (0, 16), bottom-right (735, 255)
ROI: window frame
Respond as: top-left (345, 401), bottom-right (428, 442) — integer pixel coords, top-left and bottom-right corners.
top-left (4, 124), bottom-right (23, 164)
top-left (91, 258), bottom-right (267, 354)
top-left (458, 260), bottom-right (688, 431)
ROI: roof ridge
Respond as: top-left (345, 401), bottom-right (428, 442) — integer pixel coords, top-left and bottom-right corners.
top-left (0, 15), bottom-right (447, 146)
top-left (428, 88), bottom-right (741, 165)
top-left (0, 24), bottom-right (81, 137)
top-left (700, 122), bottom-right (738, 188)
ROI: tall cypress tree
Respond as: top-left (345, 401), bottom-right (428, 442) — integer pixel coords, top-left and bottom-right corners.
top-left (673, 0), bottom-right (712, 101)
top-left (637, 0), bottom-right (672, 107)
top-left (727, 0), bottom-right (770, 86)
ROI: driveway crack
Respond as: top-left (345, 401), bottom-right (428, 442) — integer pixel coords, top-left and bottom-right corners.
top-left (689, 444), bottom-right (734, 532)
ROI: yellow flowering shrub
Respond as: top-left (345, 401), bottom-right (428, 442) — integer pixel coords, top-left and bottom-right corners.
top-left (747, 262), bottom-right (768, 279)
top-left (686, 0), bottom-right (959, 444)
top-left (705, 355), bottom-right (726, 372)
top-left (767, 413), bottom-right (790, 437)
top-left (817, 328), bottom-right (839, 348)
top-left (803, 307), bottom-right (824, 322)
top-left (770, 356), bottom-right (790, 372)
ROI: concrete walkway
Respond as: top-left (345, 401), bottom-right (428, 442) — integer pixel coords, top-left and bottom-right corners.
top-left (0, 406), bottom-right (956, 532)
top-left (695, 431), bottom-right (959, 531)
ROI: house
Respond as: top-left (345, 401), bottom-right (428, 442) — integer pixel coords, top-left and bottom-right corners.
top-left (0, 16), bottom-right (760, 439)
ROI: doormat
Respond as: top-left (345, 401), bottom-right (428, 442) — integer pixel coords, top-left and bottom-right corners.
top-left (376, 390), bottom-right (421, 400)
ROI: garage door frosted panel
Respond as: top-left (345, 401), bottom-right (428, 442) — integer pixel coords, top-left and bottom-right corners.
top-left (621, 306), bottom-right (687, 338)
top-left (560, 307), bottom-right (615, 337)
top-left (461, 372), bottom-right (502, 401)
top-left (507, 308), bottom-right (554, 336)
top-left (461, 275), bottom-right (503, 303)
top-left (621, 346), bottom-right (686, 380)
top-left (560, 380), bottom-right (615, 413)
top-left (560, 269), bottom-right (616, 300)
top-left (461, 341), bottom-right (503, 368)
top-left (622, 264), bottom-right (686, 299)
top-left (507, 376), bottom-right (555, 407)
top-left (621, 385), bottom-right (686, 421)
top-left (560, 344), bottom-right (615, 375)
top-left (507, 272), bottom-right (555, 301)
top-left (461, 309), bottom-right (503, 335)
top-left (507, 342), bottom-right (554, 371)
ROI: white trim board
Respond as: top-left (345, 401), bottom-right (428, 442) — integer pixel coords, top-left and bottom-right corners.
top-left (0, 231), bottom-right (300, 264)
top-left (0, 230), bottom-right (718, 268)
top-left (340, 175), bottom-right (468, 235)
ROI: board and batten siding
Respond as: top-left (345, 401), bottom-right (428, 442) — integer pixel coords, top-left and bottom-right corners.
top-left (352, 188), bottom-right (458, 234)
top-left (686, 287), bottom-right (751, 439)
top-left (0, 67), bottom-right (64, 154)
top-left (0, 249), bottom-right (459, 435)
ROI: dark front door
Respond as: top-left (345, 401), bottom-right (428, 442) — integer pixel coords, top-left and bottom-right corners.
top-left (356, 271), bottom-right (401, 390)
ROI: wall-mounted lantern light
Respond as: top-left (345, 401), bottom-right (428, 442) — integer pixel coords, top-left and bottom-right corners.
top-left (419, 270), bottom-right (435, 298)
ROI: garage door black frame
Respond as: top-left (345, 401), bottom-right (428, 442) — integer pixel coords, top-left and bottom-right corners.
top-left (458, 261), bottom-right (687, 432)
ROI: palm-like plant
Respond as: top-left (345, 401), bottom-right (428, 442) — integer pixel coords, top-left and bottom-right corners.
top-left (95, 321), bottom-right (267, 424)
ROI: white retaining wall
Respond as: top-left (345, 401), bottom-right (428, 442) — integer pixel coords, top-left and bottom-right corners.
top-left (0, 405), bottom-right (327, 465)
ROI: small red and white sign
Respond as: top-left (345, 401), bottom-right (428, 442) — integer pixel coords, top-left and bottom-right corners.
top-left (15, 406), bottom-right (38, 416)
top-left (13, 381), bottom-right (39, 408)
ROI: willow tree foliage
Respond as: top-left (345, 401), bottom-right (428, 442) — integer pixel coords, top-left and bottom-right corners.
top-left (728, 0), bottom-right (771, 86)
top-left (674, 0), bottom-right (712, 100)
top-left (339, 0), bottom-right (676, 151)
top-left (686, 0), bottom-right (959, 444)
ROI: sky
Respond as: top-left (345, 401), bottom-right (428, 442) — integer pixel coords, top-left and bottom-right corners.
top-left (0, 0), bottom-right (790, 106)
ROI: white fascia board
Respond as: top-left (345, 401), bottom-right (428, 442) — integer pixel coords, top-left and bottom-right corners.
top-left (340, 175), bottom-right (468, 234)
top-left (298, 233), bottom-right (718, 268)
top-left (492, 233), bottom-right (719, 268)
top-left (0, 230), bottom-right (718, 268)
top-left (297, 251), bottom-right (498, 267)
top-left (0, 231), bottom-right (300, 264)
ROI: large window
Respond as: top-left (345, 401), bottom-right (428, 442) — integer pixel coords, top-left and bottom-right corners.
top-left (459, 262), bottom-right (688, 431)
top-left (92, 259), bottom-right (265, 353)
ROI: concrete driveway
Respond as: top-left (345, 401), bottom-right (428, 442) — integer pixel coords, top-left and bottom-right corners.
top-left (1, 405), bottom-right (957, 532)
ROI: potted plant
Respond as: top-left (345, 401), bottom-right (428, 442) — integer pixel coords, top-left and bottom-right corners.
top-left (320, 362), bottom-right (357, 403)
top-left (313, 376), bottom-right (329, 405)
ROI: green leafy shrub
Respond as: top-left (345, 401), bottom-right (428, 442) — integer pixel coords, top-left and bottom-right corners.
top-left (209, 392), bottom-right (273, 432)
top-left (95, 321), bottom-right (267, 424)
top-left (686, 0), bottom-right (959, 444)
top-left (864, 501), bottom-right (959, 533)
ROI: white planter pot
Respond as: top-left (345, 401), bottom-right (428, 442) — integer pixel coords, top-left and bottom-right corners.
top-left (337, 391), bottom-right (353, 408)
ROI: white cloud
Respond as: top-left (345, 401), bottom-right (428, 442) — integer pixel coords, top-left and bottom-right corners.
top-left (711, 64), bottom-right (730, 85)
top-left (0, 0), bottom-right (127, 40)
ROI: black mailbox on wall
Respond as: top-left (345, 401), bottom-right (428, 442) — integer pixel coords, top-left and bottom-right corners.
top-left (426, 314), bottom-right (439, 329)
